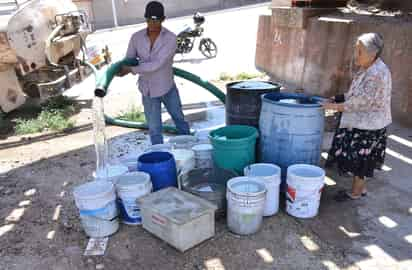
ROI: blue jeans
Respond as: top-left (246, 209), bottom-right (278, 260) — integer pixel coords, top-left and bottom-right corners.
top-left (142, 85), bottom-right (190, 144)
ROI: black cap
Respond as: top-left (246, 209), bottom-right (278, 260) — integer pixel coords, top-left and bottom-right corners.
top-left (144, 1), bottom-right (165, 20)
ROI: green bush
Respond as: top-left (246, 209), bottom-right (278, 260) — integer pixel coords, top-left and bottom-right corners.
top-left (219, 72), bottom-right (234, 81)
top-left (235, 72), bottom-right (262, 81)
top-left (14, 96), bottom-right (76, 135)
top-left (116, 106), bottom-right (146, 123)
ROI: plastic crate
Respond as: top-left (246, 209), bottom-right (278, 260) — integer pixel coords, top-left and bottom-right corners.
top-left (139, 187), bottom-right (217, 252)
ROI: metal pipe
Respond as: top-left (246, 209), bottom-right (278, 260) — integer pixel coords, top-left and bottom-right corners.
top-left (45, 24), bottom-right (64, 65)
top-left (110, 0), bottom-right (118, 27)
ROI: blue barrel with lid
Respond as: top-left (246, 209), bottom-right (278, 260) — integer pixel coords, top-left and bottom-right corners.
top-left (259, 92), bottom-right (325, 187)
top-left (226, 81), bottom-right (281, 128)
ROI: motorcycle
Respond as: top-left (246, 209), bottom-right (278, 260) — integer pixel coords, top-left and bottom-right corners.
top-left (176, 13), bottom-right (218, 59)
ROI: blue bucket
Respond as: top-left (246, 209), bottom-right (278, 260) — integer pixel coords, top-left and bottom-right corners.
top-left (137, 151), bottom-right (177, 191)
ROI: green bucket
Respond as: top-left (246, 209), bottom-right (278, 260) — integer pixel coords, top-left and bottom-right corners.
top-left (209, 125), bottom-right (258, 174)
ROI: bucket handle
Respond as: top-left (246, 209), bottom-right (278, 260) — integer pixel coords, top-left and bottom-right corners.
top-left (83, 213), bottom-right (119, 222)
top-left (79, 209), bottom-right (119, 222)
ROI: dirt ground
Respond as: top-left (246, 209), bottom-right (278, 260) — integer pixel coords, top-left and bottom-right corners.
top-left (1, 102), bottom-right (412, 270)
top-left (0, 123), bottom-right (349, 270)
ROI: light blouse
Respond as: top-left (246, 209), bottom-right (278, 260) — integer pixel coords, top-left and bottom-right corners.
top-left (340, 58), bottom-right (392, 130)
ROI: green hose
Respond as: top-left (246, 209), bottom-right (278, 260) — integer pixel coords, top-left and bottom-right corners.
top-left (87, 58), bottom-right (226, 133)
top-left (173, 67), bottom-right (225, 104)
top-left (94, 58), bottom-right (139, 97)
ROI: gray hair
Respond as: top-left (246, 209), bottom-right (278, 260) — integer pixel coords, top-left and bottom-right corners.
top-left (357, 33), bottom-right (384, 59)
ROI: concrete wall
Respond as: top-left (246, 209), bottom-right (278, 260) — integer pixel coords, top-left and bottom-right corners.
top-left (256, 8), bottom-right (412, 126)
top-left (91, 0), bottom-right (269, 29)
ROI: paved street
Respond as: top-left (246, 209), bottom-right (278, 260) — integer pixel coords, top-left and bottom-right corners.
top-left (1, 3), bottom-right (412, 270)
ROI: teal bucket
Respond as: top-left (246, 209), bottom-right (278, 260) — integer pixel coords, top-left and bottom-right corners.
top-left (209, 125), bottom-right (258, 174)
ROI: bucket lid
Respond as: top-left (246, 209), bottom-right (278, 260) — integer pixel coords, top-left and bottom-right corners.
top-left (192, 144), bottom-right (213, 152)
top-left (244, 163), bottom-right (281, 184)
top-left (262, 92), bottom-right (326, 108)
top-left (244, 163), bottom-right (280, 176)
top-left (227, 177), bottom-right (266, 196)
top-left (287, 164), bottom-right (325, 185)
top-left (73, 180), bottom-right (115, 201)
top-left (96, 164), bottom-right (129, 179)
top-left (145, 143), bottom-right (172, 152)
top-left (169, 135), bottom-right (198, 144)
top-left (116, 172), bottom-right (151, 191)
top-left (230, 81), bottom-right (281, 90)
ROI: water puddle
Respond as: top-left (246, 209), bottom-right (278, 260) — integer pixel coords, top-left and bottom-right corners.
top-left (91, 97), bottom-right (225, 177)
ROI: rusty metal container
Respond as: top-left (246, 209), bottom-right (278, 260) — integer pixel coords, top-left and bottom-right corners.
top-left (7, 0), bottom-right (78, 72)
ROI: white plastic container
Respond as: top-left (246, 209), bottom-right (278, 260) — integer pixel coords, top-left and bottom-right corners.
top-left (116, 172), bottom-right (152, 225)
top-left (244, 163), bottom-right (281, 216)
top-left (145, 143), bottom-right (172, 153)
top-left (169, 135), bottom-right (199, 149)
top-left (95, 164), bottom-right (129, 184)
top-left (73, 181), bottom-right (119, 238)
top-left (139, 187), bottom-right (217, 252)
top-left (192, 144), bottom-right (213, 169)
top-left (171, 149), bottom-right (195, 174)
top-left (286, 164), bottom-right (325, 219)
top-left (119, 154), bottom-right (140, 172)
top-left (226, 177), bottom-right (266, 235)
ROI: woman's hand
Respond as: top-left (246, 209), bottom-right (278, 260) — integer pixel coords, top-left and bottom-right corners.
top-left (322, 102), bottom-right (344, 112)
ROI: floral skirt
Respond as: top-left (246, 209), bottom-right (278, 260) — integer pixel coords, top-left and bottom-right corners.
top-left (325, 128), bottom-right (387, 178)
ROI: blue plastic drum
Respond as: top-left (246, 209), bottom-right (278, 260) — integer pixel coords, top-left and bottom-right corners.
top-left (137, 151), bottom-right (177, 191)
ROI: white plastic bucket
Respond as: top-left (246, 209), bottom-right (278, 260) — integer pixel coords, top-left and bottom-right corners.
top-left (171, 149), bottom-right (195, 174)
top-left (286, 164), bottom-right (325, 219)
top-left (95, 164), bottom-right (129, 184)
top-left (73, 181), bottom-right (119, 237)
top-left (169, 135), bottom-right (199, 149)
top-left (119, 154), bottom-right (140, 172)
top-left (192, 144), bottom-right (213, 169)
top-left (244, 163), bottom-right (281, 216)
top-left (116, 172), bottom-right (152, 225)
top-left (145, 143), bottom-right (172, 153)
top-left (226, 177), bottom-right (267, 235)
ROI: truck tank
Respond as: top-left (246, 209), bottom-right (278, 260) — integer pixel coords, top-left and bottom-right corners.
top-left (7, 0), bottom-right (81, 73)
top-left (0, 0), bottom-right (93, 113)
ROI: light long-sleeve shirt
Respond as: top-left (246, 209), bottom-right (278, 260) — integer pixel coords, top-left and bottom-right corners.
top-left (126, 27), bottom-right (177, 97)
top-left (340, 58), bottom-right (392, 130)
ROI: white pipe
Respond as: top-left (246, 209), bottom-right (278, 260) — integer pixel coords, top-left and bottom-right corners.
top-left (111, 0), bottom-right (118, 27)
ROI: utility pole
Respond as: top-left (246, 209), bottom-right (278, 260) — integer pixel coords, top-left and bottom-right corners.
top-left (111, 0), bottom-right (119, 27)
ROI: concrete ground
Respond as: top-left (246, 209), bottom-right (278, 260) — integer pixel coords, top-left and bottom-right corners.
top-left (1, 3), bottom-right (412, 270)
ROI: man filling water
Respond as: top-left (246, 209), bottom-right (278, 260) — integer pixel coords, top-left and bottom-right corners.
top-left (117, 1), bottom-right (190, 144)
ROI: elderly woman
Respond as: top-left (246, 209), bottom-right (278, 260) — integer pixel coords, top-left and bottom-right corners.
top-left (323, 33), bottom-right (392, 201)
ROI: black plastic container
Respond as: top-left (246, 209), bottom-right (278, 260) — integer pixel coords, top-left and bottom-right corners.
top-left (226, 81), bottom-right (281, 128)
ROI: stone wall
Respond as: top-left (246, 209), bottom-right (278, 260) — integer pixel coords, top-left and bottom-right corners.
top-left (256, 8), bottom-right (412, 126)
top-left (91, 0), bottom-right (269, 29)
